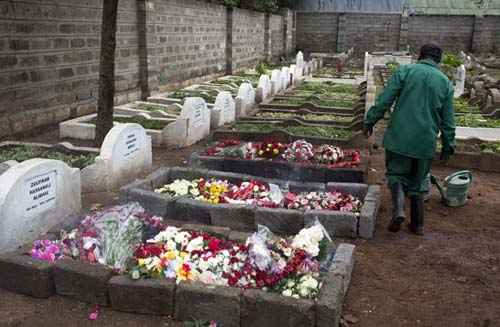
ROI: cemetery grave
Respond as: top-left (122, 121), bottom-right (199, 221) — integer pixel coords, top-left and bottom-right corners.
top-left (60, 98), bottom-right (212, 147)
top-left (0, 203), bottom-right (356, 327)
top-left (190, 139), bottom-right (369, 183)
top-left (120, 167), bottom-right (380, 239)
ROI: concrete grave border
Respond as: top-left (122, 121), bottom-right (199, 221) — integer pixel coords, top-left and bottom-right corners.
top-left (119, 167), bottom-right (380, 239)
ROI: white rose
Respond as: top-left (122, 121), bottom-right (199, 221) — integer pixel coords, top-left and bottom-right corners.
top-left (299, 287), bottom-right (310, 298)
top-left (186, 236), bottom-right (204, 252)
top-left (282, 289), bottom-right (293, 297)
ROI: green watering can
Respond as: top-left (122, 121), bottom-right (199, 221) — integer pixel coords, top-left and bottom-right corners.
top-left (430, 171), bottom-right (473, 207)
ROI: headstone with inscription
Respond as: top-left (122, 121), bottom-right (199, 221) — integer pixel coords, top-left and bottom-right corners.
top-left (271, 69), bottom-right (283, 95)
top-left (235, 83), bottom-right (255, 117)
top-left (256, 75), bottom-right (271, 103)
top-left (0, 159), bottom-right (81, 253)
top-left (182, 97), bottom-right (211, 146)
top-left (211, 92), bottom-right (235, 128)
top-left (82, 124), bottom-right (152, 192)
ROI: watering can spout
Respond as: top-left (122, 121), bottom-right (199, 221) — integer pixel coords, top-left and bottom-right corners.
top-left (431, 171), bottom-right (472, 207)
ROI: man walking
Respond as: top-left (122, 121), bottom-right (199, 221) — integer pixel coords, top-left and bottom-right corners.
top-left (364, 44), bottom-right (456, 236)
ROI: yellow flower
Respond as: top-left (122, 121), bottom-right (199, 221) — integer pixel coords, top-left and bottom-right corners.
top-left (273, 149), bottom-right (279, 155)
top-left (138, 258), bottom-right (146, 266)
top-left (164, 250), bottom-right (177, 261)
top-left (179, 251), bottom-right (189, 259)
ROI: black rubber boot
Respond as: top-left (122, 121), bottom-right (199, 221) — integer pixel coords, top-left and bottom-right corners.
top-left (408, 194), bottom-right (424, 236)
top-left (387, 183), bottom-right (406, 233)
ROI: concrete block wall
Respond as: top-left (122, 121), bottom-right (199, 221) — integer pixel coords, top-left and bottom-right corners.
top-left (270, 14), bottom-right (284, 61)
top-left (0, 0), bottom-right (292, 138)
top-left (231, 8), bottom-right (265, 72)
top-left (337, 13), bottom-right (401, 54)
top-left (0, 0), bottom-right (140, 139)
top-left (407, 15), bottom-right (475, 53)
top-left (296, 12), bottom-right (338, 53)
top-left (149, 0), bottom-right (227, 88)
top-left (296, 11), bottom-right (499, 56)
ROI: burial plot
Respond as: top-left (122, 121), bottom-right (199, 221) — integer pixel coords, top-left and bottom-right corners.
top-left (210, 92), bottom-right (236, 128)
top-left (256, 75), bottom-right (272, 103)
top-left (0, 159), bottom-right (81, 253)
top-left (235, 83), bottom-right (255, 118)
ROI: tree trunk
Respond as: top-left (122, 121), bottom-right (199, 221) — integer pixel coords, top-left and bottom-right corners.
top-left (95, 0), bottom-right (119, 145)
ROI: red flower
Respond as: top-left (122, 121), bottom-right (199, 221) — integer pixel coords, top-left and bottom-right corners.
top-left (208, 239), bottom-right (222, 252)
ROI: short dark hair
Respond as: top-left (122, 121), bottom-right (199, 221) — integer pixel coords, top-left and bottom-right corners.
top-left (418, 43), bottom-right (443, 63)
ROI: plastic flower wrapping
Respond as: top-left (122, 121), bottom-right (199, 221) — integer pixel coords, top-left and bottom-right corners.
top-left (155, 178), bottom-right (362, 213)
top-left (130, 222), bottom-right (332, 299)
top-left (204, 139), bottom-right (361, 167)
top-left (30, 203), bottom-right (165, 272)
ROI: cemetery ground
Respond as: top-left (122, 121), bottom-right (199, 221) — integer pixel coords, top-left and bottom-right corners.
top-left (0, 127), bottom-right (499, 327)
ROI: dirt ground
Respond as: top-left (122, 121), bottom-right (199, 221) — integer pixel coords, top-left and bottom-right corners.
top-left (1, 129), bottom-right (499, 327)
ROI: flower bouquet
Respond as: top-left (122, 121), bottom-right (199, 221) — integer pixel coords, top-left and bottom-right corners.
top-left (314, 145), bottom-right (344, 164)
top-left (129, 222), bottom-right (331, 299)
top-left (284, 191), bottom-right (362, 212)
top-left (255, 140), bottom-right (285, 159)
top-left (281, 140), bottom-right (314, 162)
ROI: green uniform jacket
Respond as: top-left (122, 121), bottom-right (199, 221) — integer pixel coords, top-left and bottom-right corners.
top-left (365, 59), bottom-right (456, 160)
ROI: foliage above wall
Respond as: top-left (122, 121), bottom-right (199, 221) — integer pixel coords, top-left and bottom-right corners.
top-left (221, 0), bottom-right (293, 12)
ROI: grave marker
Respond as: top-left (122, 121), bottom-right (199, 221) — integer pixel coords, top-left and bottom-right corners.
top-left (181, 97), bottom-right (211, 145)
top-left (235, 83), bottom-right (255, 117)
top-left (211, 92), bottom-right (235, 128)
top-left (454, 65), bottom-right (466, 98)
top-left (281, 67), bottom-right (291, 89)
top-left (271, 69), bottom-right (282, 95)
top-left (0, 159), bottom-right (81, 253)
top-left (257, 75), bottom-right (271, 103)
top-left (86, 123), bottom-right (152, 192)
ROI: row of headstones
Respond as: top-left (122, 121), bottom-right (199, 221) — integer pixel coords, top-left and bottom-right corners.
top-left (0, 53), bottom-right (321, 253)
top-left (165, 51), bottom-right (321, 147)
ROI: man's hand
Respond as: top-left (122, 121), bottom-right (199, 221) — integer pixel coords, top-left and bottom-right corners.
top-left (363, 124), bottom-right (374, 138)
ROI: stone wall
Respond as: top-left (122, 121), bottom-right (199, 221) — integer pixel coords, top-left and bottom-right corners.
top-left (270, 14), bottom-right (284, 61)
top-left (0, 0), bottom-right (140, 139)
top-left (337, 13), bottom-right (401, 54)
top-left (150, 0), bottom-right (227, 87)
top-left (407, 15), bottom-right (475, 53)
top-left (296, 11), bottom-right (499, 56)
top-left (0, 0), bottom-right (292, 138)
top-left (296, 12), bottom-right (338, 53)
top-left (231, 8), bottom-right (265, 71)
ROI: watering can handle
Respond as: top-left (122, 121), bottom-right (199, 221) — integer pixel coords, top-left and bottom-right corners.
top-left (430, 175), bottom-right (446, 199)
top-left (445, 170), bottom-right (473, 184)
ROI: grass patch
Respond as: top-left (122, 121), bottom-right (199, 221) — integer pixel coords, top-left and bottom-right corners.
top-left (0, 145), bottom-right (96, 169)
top-left (255, 111), bottom-right (354, 123)
top-left (233, 123), bottom-right (353, 139)
top-left (455, 114), bottom-right (500, 128)
top-left (89, 116), bottom-right (171, 130)
top-left (136, 103), bottom-right (181, 116)
top-left (270, 98), bottom-right (355, 108)
top-left (295, 82), bottom-right (358, 95)
top-left (454, 98), bottom-right (479, 114)
top-left (169, 91), bottom-right (216, 104)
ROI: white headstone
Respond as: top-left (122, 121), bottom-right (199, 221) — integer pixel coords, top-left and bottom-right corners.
top-left (289, 64), bottom-right (297, 84)
top-left (296, 51), bottom-right (304, 70)
top-left (271, 69), bottom-right (282, 95)
top-left (257, 75), bottom-right (272, 103)
top-left (0, 159), bottom-right (81, 252)
top-left (212, 91), bottom-right (235, 128)
top-left (281, 67), bottom-right (290, 89)
top-left (454, 65), bottom-right (466, 98)
top-left (97, 124), bottom-right (152, 190)
top-left (235, 83), bottom-right (255, 117)
top-left (179, 97), bottom-right (211, 145)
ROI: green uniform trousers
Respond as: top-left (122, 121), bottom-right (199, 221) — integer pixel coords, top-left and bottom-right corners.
top-left (385, 150), bottom-right (432, 196)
